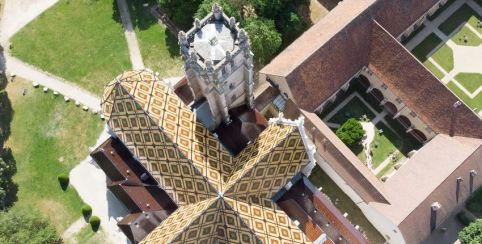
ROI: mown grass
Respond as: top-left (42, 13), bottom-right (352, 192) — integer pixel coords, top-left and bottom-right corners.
top-left (327, 96), bottom-right (376, 125)
top-left (126, 0), bottom-right (183, 77)
top-left (451, 25), bottom-right (482, 46)
top-left (5, 78), bottom-right (103, 232)
top-left (10, 0), bottom-right (131, 95)
top-left (455, 73), bottom-right (482, 93)
top-left (423, 60), bottom-right (445, 79)
top-left (371, 122), bottom-right (402, 169)
top-left (431, 44), bottom-right (454, 73)
top-left (74, 225), bottom-right (107, 244)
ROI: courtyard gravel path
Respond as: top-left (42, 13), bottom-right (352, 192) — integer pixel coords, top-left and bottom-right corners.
top-left (116, 0), bottom-right (145, 70)
top-left (61, 217), bottom-right (87, 241)
top-left (5, 55), bottom-right (101, 110)
top-left (70, 128), bottom-right (129, 244)
top-left (0, 0), bottom-right (58, 44)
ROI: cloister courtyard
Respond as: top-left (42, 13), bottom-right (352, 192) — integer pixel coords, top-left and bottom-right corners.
top-left (317, 78), bottom-right (423, 180)
top-left (405, 0), bottom-right (482, 113)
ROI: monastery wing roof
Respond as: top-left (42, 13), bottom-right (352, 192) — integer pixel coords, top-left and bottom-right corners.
top-left (260, 0), bottom-right (374, 79)
top-left (260, 0), bottom-right (440, 111)
top-left (369, 21), bottom-right (482, 138)
top-left (370, 134), bottom-right (482, 225)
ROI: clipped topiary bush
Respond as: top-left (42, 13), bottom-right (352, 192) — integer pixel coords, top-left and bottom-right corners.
top-left (57, 174), bottom-right (69, 190)
top-left (336, 118), bottom-right (365, 147)
top-left (89, 215), bottom-right (101, 232)
top-left (81, 204), bottom-right (92, 220)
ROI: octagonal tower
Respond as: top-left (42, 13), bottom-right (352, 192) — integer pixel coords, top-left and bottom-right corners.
top-left (179, 4), bottom-right (254, 130)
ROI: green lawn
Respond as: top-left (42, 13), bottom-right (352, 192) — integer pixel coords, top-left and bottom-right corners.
top-left (455, 73), bottom-right (482, 93)
top-left (126, 0), bottom-right (183, 77)
top-left (447, 81), bottom-right (482, 112)
top-left (423, 60), bottom-right (445, 79)
top-left (327, 96), bottom-right (376, 125)
top-left (74, 225), bottom-right (107, 244)
top-left (431, 44), bottom-right (454, 72)
top-left (308, 166), bottom-right (385, 243)
top-left (376, 161), bottom-right (398, 178)
top-left (438, 4), bottom-right (482, 35)
top-left (412, 33), bottom-right (442, 62)
top-left (5, 78), bottom-right (104, 233)
top-left (451, 25), bottom-right (482, 46)
top-left (370, 122), bottom-right (402, 168)
top-left (11, 0), bottom-right (131, 95)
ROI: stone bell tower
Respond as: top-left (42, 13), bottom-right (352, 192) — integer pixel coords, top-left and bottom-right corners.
top-left (178, 4), bottom-right (254, 130)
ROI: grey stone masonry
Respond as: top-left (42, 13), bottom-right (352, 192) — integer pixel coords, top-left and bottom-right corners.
top-left (179, 3), bottom-right (254, 129)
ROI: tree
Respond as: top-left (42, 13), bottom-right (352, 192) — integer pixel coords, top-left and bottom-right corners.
top-left (459, 219), bottom-right (482, 244)
top-left (194, 0), bottom-right (241, 22)
top-left (158, 0), bottom-right (203, 30)
top-left (244, 18), bottom-right (282, 64)
top-left (0, 208), bottom-right (61, 244)
top-left (0, 149), bottom-right (17, 210)
top-left (336, 118), bottom-right (365, 146)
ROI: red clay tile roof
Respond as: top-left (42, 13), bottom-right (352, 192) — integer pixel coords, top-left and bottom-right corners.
top-left (370, 134), bottom-right (482, 243)
top-left (369, 21), bottom-right (482, 138)
top-left (371, 0), bottom-right (439, 36)
top-left (261, 0), bottom-right (482, 138)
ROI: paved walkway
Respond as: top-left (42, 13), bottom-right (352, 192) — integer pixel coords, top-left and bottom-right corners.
top-left (0, 0), bottom-right (59, 44)
top-left (5, 55), bottom-right (101, 110)
top-left (70, 128), bottom-right (129, 244)
top-left (115, 0), bottom-right (145, 70)
top-left (360, 122), bottom-right (374, 167)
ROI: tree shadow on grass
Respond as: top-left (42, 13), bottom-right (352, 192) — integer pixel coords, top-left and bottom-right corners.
top-left (0, 90), bottom-right (13, 149)
top-left (0, 148), bottom-right (18, 210)
top-left (112, 0), bottom-right (158, 31)
top-left (165, 29), bottom-right (180, 58)
top-left (112, 0), bottom-right (122, 24)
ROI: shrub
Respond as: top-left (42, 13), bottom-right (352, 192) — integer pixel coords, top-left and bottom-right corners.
top-left (336, 118), bottom-right (365, 147)
top-left (0, 208), bottom-right (61, 244)
top-left (158, 0), bottom-right (202, 30)
top-left (81, 204), bottom-right (92, 219)
top-left (459, 219), bottom-right (482, 244)
top-left (457, 211), bottom-right (473, 226)
top-left (89, 216), bottom-right (101, 232)
top-left (195, 0), bottom-right (241, 22)
top-left (466, 187), bottom-right (482, 216)
top-left (57, 174), bottom-right (69, 190)
top-left (244, 17), bottom-right (282, 64)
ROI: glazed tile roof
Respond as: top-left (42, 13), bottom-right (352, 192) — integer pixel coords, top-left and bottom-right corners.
top-left (101, 70), bottom-right (315, 243)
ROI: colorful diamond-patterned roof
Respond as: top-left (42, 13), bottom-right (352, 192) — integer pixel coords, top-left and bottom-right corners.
top-left (101, 70), bottom-right (315, 243)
